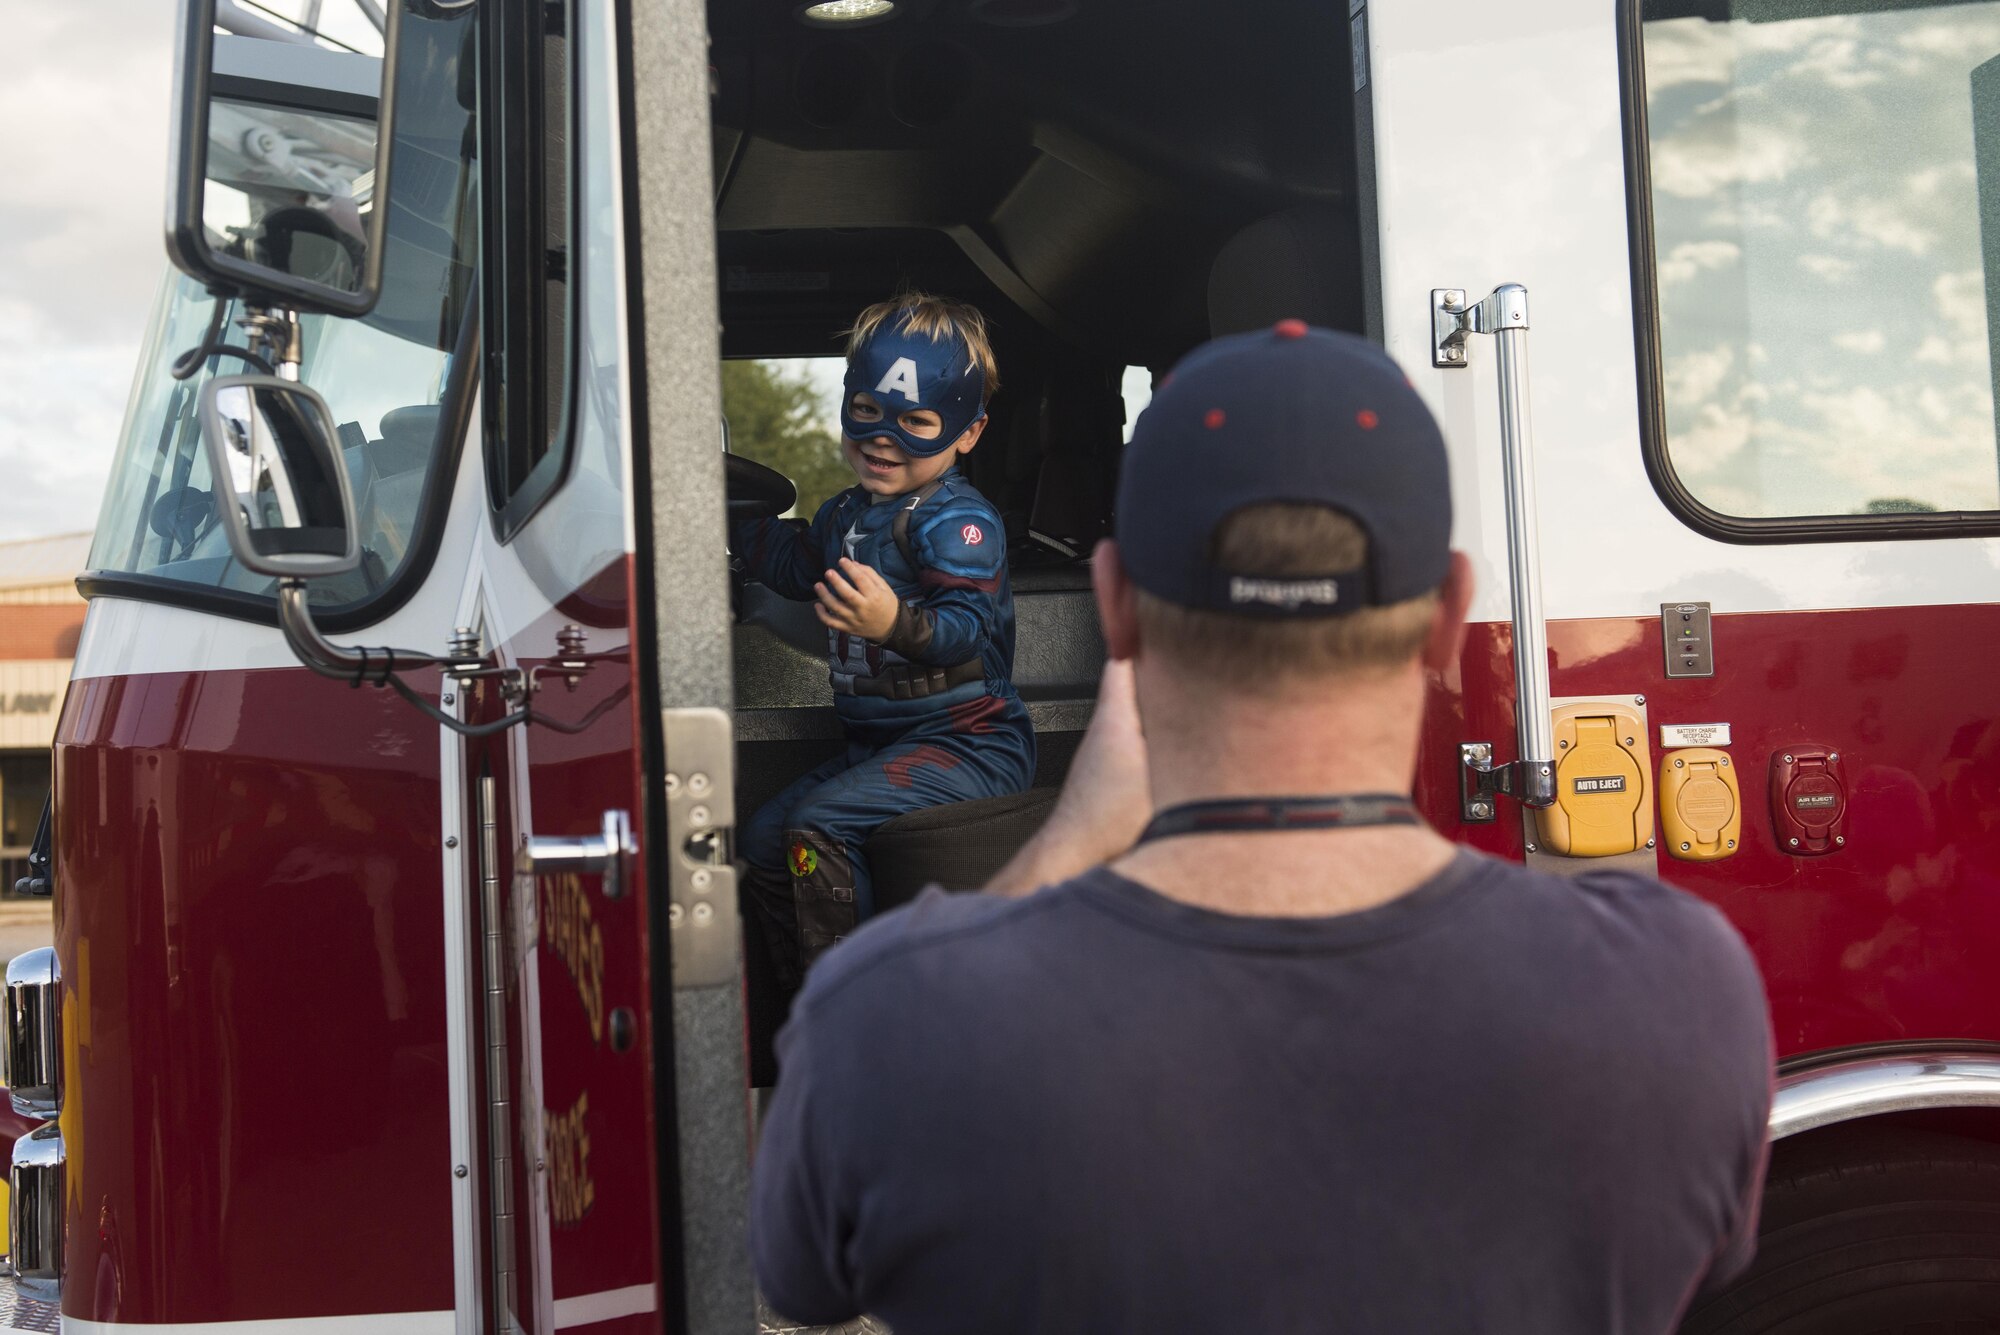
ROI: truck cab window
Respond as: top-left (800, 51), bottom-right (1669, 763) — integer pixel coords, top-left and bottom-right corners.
top-left (86, 6), bottom-right (481, 614)
top-left (481, 0), bottom-right (575, 534)
top-left (1638, 0), bottom-right (2000, 523)
top-left (723, 357), bottom-right (850, 519)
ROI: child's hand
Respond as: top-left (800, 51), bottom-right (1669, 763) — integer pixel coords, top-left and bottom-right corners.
top-left (815, 559), bottom-right (902, 642)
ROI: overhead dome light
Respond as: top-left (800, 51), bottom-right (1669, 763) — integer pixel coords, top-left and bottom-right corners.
top-left (798, 0), bottom-right (898, 26)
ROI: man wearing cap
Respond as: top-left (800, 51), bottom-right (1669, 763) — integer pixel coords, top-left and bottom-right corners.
top-left (749, 324), bottom-right (1773, 1333)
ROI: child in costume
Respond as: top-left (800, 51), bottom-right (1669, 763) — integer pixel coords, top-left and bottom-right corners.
top-left (732, 294), bottom-right (1036, 984)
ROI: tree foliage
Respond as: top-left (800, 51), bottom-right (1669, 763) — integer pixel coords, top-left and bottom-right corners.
top-left (721, 360), bottom-right (851, 518)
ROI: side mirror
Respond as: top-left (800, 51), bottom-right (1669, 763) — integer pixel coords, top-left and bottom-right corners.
top-left (165, 0), bottom-right (401, 318)
top-left (199, 375), bottom-right (361, 577)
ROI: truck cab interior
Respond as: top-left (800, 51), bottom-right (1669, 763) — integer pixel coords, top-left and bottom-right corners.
top-left (708, 0), bottom-right (1364, 1056)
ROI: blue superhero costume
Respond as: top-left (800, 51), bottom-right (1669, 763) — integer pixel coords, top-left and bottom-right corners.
top-left (732, 319), bottom-right (1035, 979)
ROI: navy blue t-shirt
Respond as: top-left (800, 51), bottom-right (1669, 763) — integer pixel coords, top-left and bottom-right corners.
top-left (749, 853), bottom-right (1773, 1334)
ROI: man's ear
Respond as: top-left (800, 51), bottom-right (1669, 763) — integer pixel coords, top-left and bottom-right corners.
top-left (1092, 539), bottom-right (1142, 662)
top-left (952, 415), bottom-right (989, 456)
top-left (1421, 550), bottom-right (1475, 675)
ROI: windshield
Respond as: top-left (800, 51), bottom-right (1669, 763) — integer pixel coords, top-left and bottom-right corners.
top-left (87, 5), bottom-right (479, 612)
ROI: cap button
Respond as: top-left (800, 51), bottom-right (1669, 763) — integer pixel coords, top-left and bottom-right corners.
top-left (1273, 318), bottom-right (1309, 340)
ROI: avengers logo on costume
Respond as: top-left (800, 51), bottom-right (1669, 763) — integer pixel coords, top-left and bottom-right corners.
top-left (790, 842), bottom-right (819, 877)
top-left (961, 524), bottom-right (984, 546)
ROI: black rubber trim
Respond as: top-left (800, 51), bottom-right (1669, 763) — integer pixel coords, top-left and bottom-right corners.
top-left (611, 0), bottom-right (691, 1323)
top-left (75, 296), bottom-right (480, 637)
top-left (481, 0), bottom-right (582, 544)
top-left (210, 73), bottom-right (377, 123)
top-left (1618, 0), bottom-right (2000, 545)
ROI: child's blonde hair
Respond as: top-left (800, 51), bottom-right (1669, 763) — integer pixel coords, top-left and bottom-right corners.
top-left (844, 292), bottom-right (1000, 401)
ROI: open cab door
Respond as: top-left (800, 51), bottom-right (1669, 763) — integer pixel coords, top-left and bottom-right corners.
top-left (622, 0), bottom-right (757, 1329)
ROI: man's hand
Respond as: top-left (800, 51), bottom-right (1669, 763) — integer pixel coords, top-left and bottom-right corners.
top-left (986, 658), bottom-right (1152, 896)
top-left (816, 558), bottom-right (901, 642)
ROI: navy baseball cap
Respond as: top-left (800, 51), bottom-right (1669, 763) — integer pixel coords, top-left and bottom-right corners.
top-left (1115, 321), bottom-right (1451, 617)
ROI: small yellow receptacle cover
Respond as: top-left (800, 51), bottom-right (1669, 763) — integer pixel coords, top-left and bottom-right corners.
top-left (1534, 704), bottom-right (1653, 857)
top-left (1658, 747), bottom-right (1741, 861)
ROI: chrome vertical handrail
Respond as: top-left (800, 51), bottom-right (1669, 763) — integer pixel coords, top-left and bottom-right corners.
top-left (1435, 283), bottom-right (1555, 809)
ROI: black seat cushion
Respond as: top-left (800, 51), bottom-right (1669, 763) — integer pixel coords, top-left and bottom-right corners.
top-left (866, 788), bottom-right (1060, 913)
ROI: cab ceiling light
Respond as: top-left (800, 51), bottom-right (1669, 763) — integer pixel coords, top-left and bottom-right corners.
top-left (798, 0), bottom-right (899, 26)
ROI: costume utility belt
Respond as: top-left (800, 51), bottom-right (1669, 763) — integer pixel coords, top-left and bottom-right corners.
top-left (831, 658), bottom-right (983, 700)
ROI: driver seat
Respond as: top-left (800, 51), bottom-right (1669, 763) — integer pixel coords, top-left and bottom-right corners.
top-left (866, 787), bottom-right (1060, 912)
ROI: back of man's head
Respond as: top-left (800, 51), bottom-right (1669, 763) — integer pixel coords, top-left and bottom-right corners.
top-left (1111, 323), bottom-right (1454, 696)
top-left (1135, 505), bottom-right (1441, 693)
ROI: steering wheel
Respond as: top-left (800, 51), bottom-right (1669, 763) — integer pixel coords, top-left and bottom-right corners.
top-left (726, 453), bottom-right (797, 522)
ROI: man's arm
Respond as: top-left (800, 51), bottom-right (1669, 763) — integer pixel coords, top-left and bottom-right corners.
top-left (985, 658), bottom-right (1153, 895)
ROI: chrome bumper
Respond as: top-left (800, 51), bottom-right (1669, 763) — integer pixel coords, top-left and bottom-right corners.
top-left (2, 950), bottom-right (61, 1309)
top-left (8, 1125), bottom-right (60, 1306)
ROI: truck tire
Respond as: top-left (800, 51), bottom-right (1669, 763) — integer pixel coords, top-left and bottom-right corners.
top-left (1680, 1128), bottom-right (2000, 1334)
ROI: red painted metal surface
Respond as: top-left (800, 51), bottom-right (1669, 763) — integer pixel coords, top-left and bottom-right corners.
top-left (51, 667), bottom-right (453, 1324)
top-left (47, 580), bottom-right (2000, 1326)
top-left (469, 586), bottom-right (663, 1330)
top-left (1416, 605), bottom-right (2000, 1058)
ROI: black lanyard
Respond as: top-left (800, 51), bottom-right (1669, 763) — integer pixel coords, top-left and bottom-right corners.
top-left (1137, 794), bottom-right (1423, 845)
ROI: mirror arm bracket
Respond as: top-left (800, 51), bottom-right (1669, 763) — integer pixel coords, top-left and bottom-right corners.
top-left (277, 582), bottom-right (597, 712)
top-left (240, 305), bottom-right (303, 379)
top-left (278, 578), bottom-right (451, 686)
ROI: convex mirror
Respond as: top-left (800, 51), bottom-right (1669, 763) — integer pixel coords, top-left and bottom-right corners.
top-left (167, 0), bottom-right (401, 317)
top-left (199, 375), bottom-right (361, 577)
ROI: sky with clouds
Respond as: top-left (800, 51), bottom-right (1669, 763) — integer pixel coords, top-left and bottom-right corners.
top-left (0, 2), bottom-right (178, 544)
top-left (1644, 4), bottom-right (2000, 518)
top-left (12, 4), bottom-right (1990, 549)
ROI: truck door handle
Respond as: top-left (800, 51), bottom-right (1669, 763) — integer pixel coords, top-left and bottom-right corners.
top-left (1434, 283), bottom-right (1557, 814)
top-left (521, 810), bottom-right (636, 899)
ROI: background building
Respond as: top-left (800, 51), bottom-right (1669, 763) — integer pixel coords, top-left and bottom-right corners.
top-left (0, 534), bottom-right (88, 890)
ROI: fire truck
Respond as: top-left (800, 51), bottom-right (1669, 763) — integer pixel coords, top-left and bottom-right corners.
top-left (6, 0), bottom-right (2000, 1328)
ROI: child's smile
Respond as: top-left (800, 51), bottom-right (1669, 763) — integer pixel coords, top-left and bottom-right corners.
top-left (851, 439), bottom-right (907, 479)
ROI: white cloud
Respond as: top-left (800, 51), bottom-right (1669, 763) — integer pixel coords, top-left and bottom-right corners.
top-left (1896, 17), bottom-right (2000, 57)
top-left (1833, 330), bottom-right (1886, 354)
top-left (1909, 273), bottom-right (1992, 366)
top-left (1658, 240), bottom-right (1742, 288)
top-left (1806, 191), bottom-right (1934, 255)
top-left (0, 300), bottom-right (136, 538)
top-left (1786, 36), bottom-right (1887, 90)
top-left (1934, 271), bottom-right (1987, 339)
top-left (1650, 122), bottom-right (1811, 200)
top-left (1643, 21), bottom-right (1737, 94)
top-left (1669, 401), bottom-right (1755, 476)
top-left (1666, 346), bottom-right (1736, 406)
top-left (0, 2), bottom-right (175, 542)
top-left (1798, 253), bottom-right (1857, 282)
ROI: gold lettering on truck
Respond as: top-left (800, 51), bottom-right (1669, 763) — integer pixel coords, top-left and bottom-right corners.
top-left (540, 872), bottom-right (605, 1043)
top-left (546, 1090), bottom-right (595, 1227)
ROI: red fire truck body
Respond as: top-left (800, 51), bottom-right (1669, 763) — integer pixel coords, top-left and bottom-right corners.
top-left (10, 0), bottom-right (2000, 1330)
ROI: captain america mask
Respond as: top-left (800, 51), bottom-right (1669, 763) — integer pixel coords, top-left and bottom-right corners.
top-left (840, 323), bottom-right (988, 458)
